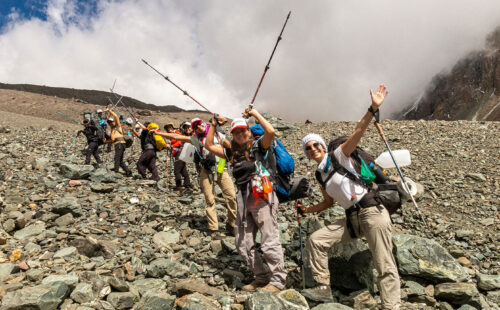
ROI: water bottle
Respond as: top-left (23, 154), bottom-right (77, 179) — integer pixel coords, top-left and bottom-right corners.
top-left (217, 158), bottom-right (226, 174)
top-left (369, 162), bottom-right (391, 184)
top-left (261, 175), bottom-right (273, 194)
top-left (374, 150), bottom-right (411, 169)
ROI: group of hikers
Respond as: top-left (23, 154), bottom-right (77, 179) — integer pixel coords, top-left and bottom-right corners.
top-left (74, 84), bottom-right (401, 309)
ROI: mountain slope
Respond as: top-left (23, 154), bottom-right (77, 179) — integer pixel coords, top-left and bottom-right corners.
top-left (401, 27), bottom-right (500, 121)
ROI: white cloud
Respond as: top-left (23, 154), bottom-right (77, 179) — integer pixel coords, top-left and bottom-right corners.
top-left (1, 0), bottom-right (500, 121)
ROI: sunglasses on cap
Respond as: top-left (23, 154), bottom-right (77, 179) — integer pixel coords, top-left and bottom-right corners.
top-left (305, 142), bottom-right (322, 151)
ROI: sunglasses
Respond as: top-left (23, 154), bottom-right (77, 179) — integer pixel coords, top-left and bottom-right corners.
top-left (305, 142), bottom-right (322, 151)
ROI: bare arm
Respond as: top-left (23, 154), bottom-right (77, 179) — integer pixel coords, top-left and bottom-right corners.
top-left (154, 131), bottom-right (191, 143)
top-left (107, 109), bottom-right (122, 131)
top-left (206, 119), bottom-right (226, 159)
top-left (244, 108), bottom-right (275, 149)
top-left (297, 188), bottom-right (334, 214)
top-left (341, 84), bottom-right (387, 157)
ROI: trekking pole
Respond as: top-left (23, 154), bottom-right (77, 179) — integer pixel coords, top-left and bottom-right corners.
top-left (372, 114), bottom-right (428, 228)
top-left (249, 11), bottom-right (291, 108)
top-left (65, 134), bottom-right (79, 155)
top-left (141, 59), bottom-right (215, 114)
top-left (57, 112), bottom-right (80, 125)
top-left (295, 200), bottom-right (306, 290)
top-left (165, 148), bottom-right (170, 190)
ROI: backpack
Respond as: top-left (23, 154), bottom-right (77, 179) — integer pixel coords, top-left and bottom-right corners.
top-left (248, 124), bottom-right (311, 203)
top-left (315, 136), bottom-right (404, 214)
top-left (84, 111), bottom-right (105, 144)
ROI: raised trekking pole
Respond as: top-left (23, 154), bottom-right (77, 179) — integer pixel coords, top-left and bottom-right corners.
top-left (65, 134), bottom-right (79, 155)
top-left (57, 112), bottom-right (80, 125)
top-left (249, 11), bottom-right (291, 109)
top-left (295, 200), bottom-right (306, 290)
top-left (373, 113), bottom-right (428, 228)
top-left (165, 148), bottom-right (170, 191)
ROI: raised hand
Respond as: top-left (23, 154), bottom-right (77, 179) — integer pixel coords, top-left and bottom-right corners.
top-left (369, 84), bottom-right (388, 110)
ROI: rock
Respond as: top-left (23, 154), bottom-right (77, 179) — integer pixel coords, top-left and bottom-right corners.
top-left (476, 273), bottom-right (500, 291)
top-left (340, 289), bottom-right (377, 309)
top-left (70, 282), bottom-right (95, 303)
top-left (54, 213), bottom-right (74, 227)
top-left (147, 258), bottom-right (188, 278)
top-left (90, 167), bottom-right (118, 183)
top-left (277, 289), bottom-right (309, 310)
top-left (1, 283), bottom-right (68, 310)
top-left (435, 283), bottom-right (479, 305)
top-left (107, 277), bottom-right (130, 292)
top-left (136, 290), bottom-right (176, 310)
top-left (68, 237), bottom-right (116, 259)
top-left (176, 292), bottom-right (221, 310)
top-left (172, 279), bottom-right (228, 297)
top-left (52, 197), bottom-right (82, 217)
top-left (210, 240), bottom-right (223, 255)
top-left (311, 304), bottom-right (354, 310)
top-left (0, 263), bottom-right (20, 276)
top-left (53, 246), bottom-right (78, 259)
top-left (59, 163), bottom-right (94, 179)
top-left (392, 234), bottom-right (468, 283)
top-left (327, 239), bottom-right (376, 293)
top-left (91, 183), bottom-right (114, 193)
top-left (107, 292), bottom-right (135, 309)
top-left (26, 269), bottom-right (45, 282)
top-left (152, 230), bottom-right (180, 248)
top-left (466, 173), bottom-right (486, 182)
top-left (32, 158), bottom-right (50, 171)
top-left (486, 290), bottom-right (500, 305)
top-left (457, 257), bottom-right (471, 267)
top-left (13, 222), bottom-right (46, 240)
top-left (41, 274), bottom-right (79, 290)
top-left (2, 220), bottom-right (15, 233)
top-left (245, 289), bottom-right (285, 309)
top-left (132, 278), bottom-right (166, 296)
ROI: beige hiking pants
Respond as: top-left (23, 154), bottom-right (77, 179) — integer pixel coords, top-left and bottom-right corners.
top-left (200, 169), bottom-right (237, 231)
top-left (307, 206), bottom-right (400, 310)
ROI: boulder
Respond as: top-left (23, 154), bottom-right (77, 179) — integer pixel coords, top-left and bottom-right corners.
top-left (52, 197), bottom-right (82, 217)
top-left (90, 183), bottom-right (115, 193)
top-left (311, 304), bottom-right (354, 310)
top-left (107, 292), bottom-right (135, 309)
top-left (152, 230), bottom-right (180, 248)
top-left (53, 246), bottom-right (78, 259)
top-left (13, 222), bottom-right (46, 240)
top-left (245, 290), bottom-right (285, 309)
top-left (277, 289), bottom-right (309, 310)
top-left (476, 273), bottom-right (500, 291)
top-left (132, 278), bottom-right (166, 296)
top-left (392, 234), bottom-right (468, 283)
top-left (41, 274), bottom-right (79, 290)
top-left (136, 290), bottom-right (176, 310)
top-left (59, 163), bottom-right (94, 179)
top-left (172, 279), bottom-right (227, 297)
top-left (435, 283), bottom-right (479, 305)
top-left (70, 282), bottom-right (95, 303)
top-left (1, 283), bottom-right (69, 310)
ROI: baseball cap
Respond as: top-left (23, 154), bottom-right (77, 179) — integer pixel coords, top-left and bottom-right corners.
top-left (230, 118), bottom-right (249, 133)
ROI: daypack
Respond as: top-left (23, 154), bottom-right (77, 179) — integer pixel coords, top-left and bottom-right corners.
top-left (315, 136), bottom-right (405, 214)
top-left (83, 111), bottom-right (105, 144)
top-left (248, 124), bottom-right (311, 203)
top-left (153, 134), bottom-right (167, 151)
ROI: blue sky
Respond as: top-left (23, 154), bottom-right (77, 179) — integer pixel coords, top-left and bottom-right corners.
top-left (0, 0), bottom-right (99, 32)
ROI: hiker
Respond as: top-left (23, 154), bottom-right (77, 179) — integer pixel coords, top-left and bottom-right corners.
top-left (297, 84), bottom-right (400, 308)
top-left (77, 119), bottom-right (102, 165)
top-left (105, 107), bottom-right (132, 176)
top-left (97, 109), bottom-right (112, 153)
top-left (134, 120), bottom-right (160, 182)
top-left (153, 117), bottom-right (237, 240)
top-left (204, 108), bottom-right (287, 295)
top-left (169, 122), bottom-right (192, 191)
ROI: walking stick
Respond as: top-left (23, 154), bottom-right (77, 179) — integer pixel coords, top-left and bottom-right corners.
top-left (165, 150), bottom-right (169, 190)
top-left (250, 11), bottom-right (291, 108)
top-left (65, 134), bottom-right (79, 155)
top-left (295, 200), bottom-right (306, 290)
top-left (57, 112), bottom-right (80, 125)
top-left (372, 112), bottom-right (428, 228)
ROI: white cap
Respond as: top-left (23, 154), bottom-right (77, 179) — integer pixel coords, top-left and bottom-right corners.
top-left (230, 118), bottom-right (249, 133)
top-left (190, 118), bottom-right (203, 128)
top-left (302, 133), bottom-right (327, 155)
top-left (126, 118), bottom-right (133, 125)
top-left (96, 109), bottom-right (103, 113)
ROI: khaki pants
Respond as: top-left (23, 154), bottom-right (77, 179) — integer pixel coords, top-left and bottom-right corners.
top-left (235, 190), bottom-right (287, 289)
top-left (307, 206), bottom-right (400, 310)
top-left (200, 169), bottom-right (237, 231)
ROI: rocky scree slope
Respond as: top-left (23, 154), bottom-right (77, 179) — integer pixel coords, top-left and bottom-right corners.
top-left (0, 117), bottom-right (498, 309)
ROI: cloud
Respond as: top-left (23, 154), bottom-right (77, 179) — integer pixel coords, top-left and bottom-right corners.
top-left (1, 0), bottom-right (500, 121)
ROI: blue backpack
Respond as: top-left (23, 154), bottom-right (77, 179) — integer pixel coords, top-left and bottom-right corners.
top-left (250, 124), bottom-right (310, 202)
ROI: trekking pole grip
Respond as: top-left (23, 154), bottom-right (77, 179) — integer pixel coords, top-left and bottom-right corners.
top-left (374, 121), bottom-right (387, 141)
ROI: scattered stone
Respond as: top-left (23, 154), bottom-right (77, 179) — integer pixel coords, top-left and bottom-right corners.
top-left (172, 279), bottom-right (228, 297)
top-left (152, 230), bottom-right (180, 248)
top-left (70, 282), bottom-right (95, 303)
top-left (52, 197), bottom-right (82, 217)
top-left (476, 273), bottom-right (500, 291)
top-left (13, 222), bottom-right (46, 240)
top-left (245, 290), bottom-right (285, 309)
top-left (41, 274), bottom-right (79, 290)
top-left (176, 292), bottom-right (221, 310)
top-left (311, 304), bottom-right (354, 310)
top-left (136, 290), bottom-right (176, 310)
top-left (435, 283), bottom-right (479, 305)
top-left (59, 163), bottom-right (94, 179)
top-left (53, 246), bottom-right (77, 259)
top-left (1, 283), bottom-right (68, 310)
top-left (107, 292), bottom-right (135, 310)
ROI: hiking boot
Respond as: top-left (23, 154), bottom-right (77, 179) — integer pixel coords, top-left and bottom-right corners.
top-left (242, 280), bottom-right (267, 292)
top-left (301, 285), bottom-right (334, 302)
top-left (210, 230), bottom-right (225, 240)
top-left (125, 171), bottom-right (132, 177)
top-left (261, 284), bottom-right (281, 295)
